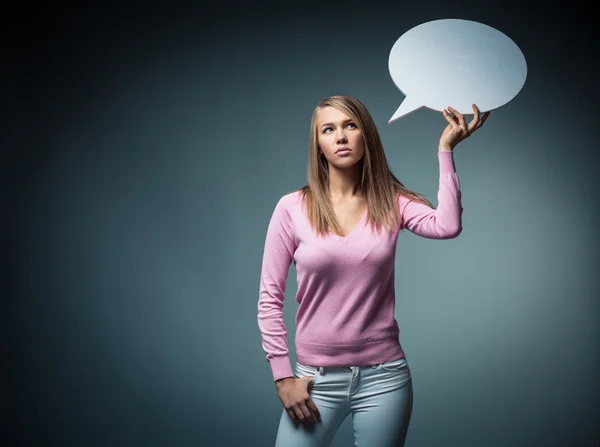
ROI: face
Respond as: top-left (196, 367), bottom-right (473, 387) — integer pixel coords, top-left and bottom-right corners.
top-left (317, 106), bottom-right (365, 168)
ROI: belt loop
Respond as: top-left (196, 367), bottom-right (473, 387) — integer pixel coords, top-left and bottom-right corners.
top-left (319, 366), bottom-right (325, 375)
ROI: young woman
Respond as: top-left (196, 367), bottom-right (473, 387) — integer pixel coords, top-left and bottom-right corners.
top-left (257, 95), bottom-right (489, 446)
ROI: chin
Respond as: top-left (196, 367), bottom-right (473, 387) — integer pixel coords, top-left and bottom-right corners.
top-left (333, 160), bottom-right (362, 169)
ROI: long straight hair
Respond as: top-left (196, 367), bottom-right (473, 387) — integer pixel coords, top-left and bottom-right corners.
top-left (293, 95), bottom-right (435, 238)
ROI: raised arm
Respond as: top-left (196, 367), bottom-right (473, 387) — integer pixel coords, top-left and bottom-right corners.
top-left (399, 151), bottom-right (463, 239)
top-left (257, 195), bottom-right (297, 382)
top-left (400, 103), bottom-right (489, 238)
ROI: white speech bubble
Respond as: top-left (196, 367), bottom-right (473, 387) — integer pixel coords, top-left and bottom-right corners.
top-left (388, 19), bottom-right (527, 123)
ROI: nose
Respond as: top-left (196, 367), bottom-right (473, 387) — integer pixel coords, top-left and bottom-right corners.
top-left (335, 128), bottom-right (347, 144)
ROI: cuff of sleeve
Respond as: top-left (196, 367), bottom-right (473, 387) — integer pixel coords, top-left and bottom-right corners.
top-left (271, 355), bottom-right (294, 382)
top-left (438, 151), bottom-right (456, 175)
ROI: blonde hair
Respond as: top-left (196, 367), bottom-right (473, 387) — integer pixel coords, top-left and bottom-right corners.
top-left (293, 95), bottom-right (435, 238)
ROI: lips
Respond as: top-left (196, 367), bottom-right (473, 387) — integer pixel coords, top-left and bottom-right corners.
top-left (336, 147), bottom-right (351, 153)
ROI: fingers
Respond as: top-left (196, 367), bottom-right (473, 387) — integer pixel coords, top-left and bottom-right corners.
top-left (290, 402), bottom-right (318, 425)
top-left (470, 103), bottom-right (481, 127)
top-left (447, 106), bottom-right (467, 132)
top-left (471, 103), bottom-right (481, 120)
top-left (287, 406), bottom-right (306, 423)
top-left (287, 409), bottom-right (297, 422)
top-left (471, 104), bottom-right (490, 133)
top-left (283, 376), bottom-right (321, 425)
top-left (301, 402), bottom-right (316, 422)
top-left (306, 398), bottom-right (322, 422)
top-left (446, 104), bottom-right (490, 134)
top-left (294, 404), bottom-right (314, 423)
top-left (441, 108), bottom-right (459, 127)
top-left (479, 111), bottom-right (490, 128)
top-left (466, 104), bottom-right (479, 133)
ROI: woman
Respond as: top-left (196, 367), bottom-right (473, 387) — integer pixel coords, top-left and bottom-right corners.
top-left (257, 95), bottom-right (489, 446)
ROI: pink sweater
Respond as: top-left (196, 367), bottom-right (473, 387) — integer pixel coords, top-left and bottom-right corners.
top-left (257, 151), bottom-right (462, 382)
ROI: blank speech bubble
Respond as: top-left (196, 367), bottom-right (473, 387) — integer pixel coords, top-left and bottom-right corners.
top-left (388, 19), bottom-right (527, 123)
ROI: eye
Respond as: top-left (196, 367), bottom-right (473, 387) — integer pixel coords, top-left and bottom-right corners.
top-left (346, 122), bottom-right (357, 129)
top-left (322, 127), bottom-right (333, 134)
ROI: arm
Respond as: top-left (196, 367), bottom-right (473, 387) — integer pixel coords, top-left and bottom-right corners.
top-left (257, 196), bottom-right (297, 382)
top-left (400, 151), bottom-right (463, 239)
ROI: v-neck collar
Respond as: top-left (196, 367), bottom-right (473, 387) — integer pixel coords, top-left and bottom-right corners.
top-left (329, 206), bottom-right (368, 243)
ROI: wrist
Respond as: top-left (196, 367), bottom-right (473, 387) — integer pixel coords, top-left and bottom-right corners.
top-left (438, 144), bottom-right (453, 152)
top-left (275, 377), bottom-right (294, 388)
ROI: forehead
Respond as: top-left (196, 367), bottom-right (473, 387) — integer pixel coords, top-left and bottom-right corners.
top-left (317, 106), bottom-right (352, 125)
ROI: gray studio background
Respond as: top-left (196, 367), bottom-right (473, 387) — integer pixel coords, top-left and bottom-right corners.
top-left (8, 2), bottom-right (598, 446)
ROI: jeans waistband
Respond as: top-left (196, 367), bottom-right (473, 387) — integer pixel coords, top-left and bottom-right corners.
top-left (317, 364), bottom-right (379, 375)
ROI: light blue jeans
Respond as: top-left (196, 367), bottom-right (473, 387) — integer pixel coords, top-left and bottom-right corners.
top-left (274, 357), bottom-right (413, 447)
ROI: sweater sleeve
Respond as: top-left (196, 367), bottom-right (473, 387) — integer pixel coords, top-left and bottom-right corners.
top-left (257, 195), bottom-right (297, 382)
top-left (399, 151), bottom-right (463, 239)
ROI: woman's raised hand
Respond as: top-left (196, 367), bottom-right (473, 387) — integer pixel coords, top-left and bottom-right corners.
top-left (439, 104), bottom-right (490, 152)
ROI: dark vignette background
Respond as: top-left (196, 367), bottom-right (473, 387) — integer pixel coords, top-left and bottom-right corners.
top-left (3, 1), bottom-right (598, 446)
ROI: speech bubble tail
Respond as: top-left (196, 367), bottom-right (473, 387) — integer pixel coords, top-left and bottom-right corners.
top-left (389, 98), bottom-right (422, 123)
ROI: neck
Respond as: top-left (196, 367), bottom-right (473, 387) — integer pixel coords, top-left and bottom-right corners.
top-left (327, 162), bottom-right (363, 200)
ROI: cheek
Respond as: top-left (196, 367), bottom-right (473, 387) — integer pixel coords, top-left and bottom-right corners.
top-left (354, 135), bottom-right (365, 152)
top-left (318, 136), bottom-right (331, 151)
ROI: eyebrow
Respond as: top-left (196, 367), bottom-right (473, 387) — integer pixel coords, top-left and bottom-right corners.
top-left (320, 119), bottom-right (354, 128)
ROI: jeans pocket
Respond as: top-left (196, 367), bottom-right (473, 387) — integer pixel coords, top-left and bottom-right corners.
top-left (380, 358), bottom-right (409, 372)
top-left (295, 361), bottom-right (319, 379)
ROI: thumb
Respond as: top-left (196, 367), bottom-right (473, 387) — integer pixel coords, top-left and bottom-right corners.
top-left (304, 375), bottom-right (315, 389)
